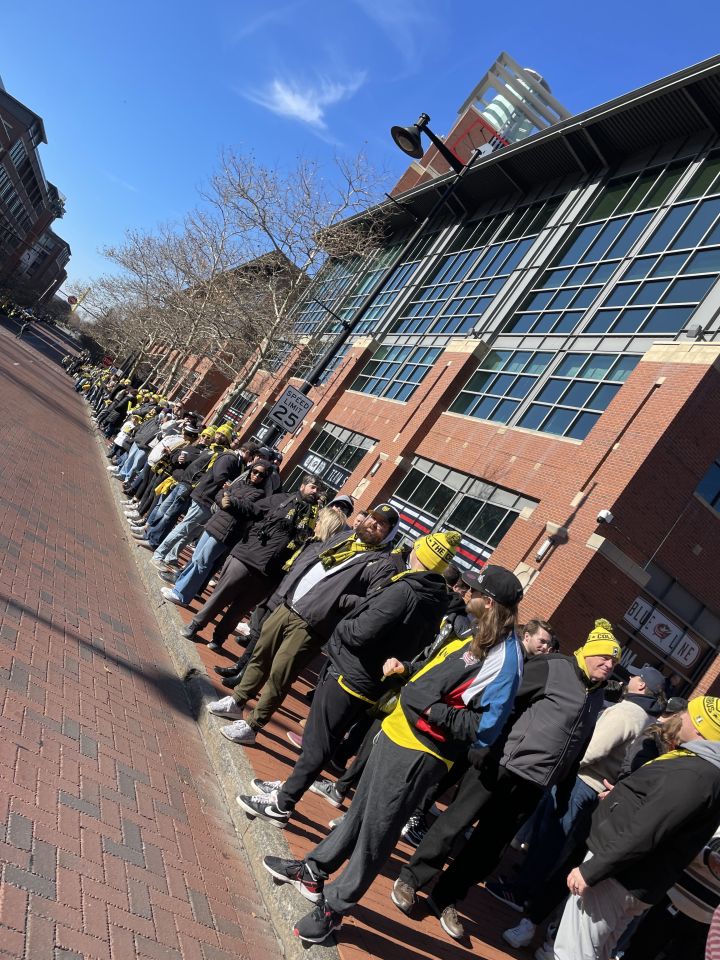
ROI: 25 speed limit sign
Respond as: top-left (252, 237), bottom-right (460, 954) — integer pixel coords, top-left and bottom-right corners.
top-left (268, 385), bottom-right (314, 432)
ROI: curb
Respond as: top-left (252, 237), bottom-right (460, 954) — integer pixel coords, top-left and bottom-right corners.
top-left (90, 414), bottom-right (340, 960)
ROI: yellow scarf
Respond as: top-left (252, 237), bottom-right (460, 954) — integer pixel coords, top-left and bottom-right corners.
top-left (646, 748), bottom-right (693, 765)
top-left (318, 535), bottom-right (380, 570)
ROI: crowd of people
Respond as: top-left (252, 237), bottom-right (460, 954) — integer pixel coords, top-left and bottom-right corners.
top-left (73, 361), bottom-right (720, 960)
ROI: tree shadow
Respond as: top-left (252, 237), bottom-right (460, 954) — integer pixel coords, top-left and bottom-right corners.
top-left (0, 594), bottom-right (204, 721)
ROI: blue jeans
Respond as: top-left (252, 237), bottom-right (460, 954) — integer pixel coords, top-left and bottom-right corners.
top-left (146, 483), bottom-right (191, 548)
top-left (515, 777), bottom-right (598, 897)
top-left (119, 443), bottom-right (147, 480)
top-left (171, 531), bottom-right (226, 603)
top-left (153, 500), bottom-right (211, 564)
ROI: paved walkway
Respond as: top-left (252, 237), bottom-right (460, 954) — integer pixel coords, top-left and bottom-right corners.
top-left (0, 323), bottom-right (279, 959)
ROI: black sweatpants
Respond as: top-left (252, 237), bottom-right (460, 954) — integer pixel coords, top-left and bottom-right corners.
top-left (192, 557), bottom-right (269, 641)
top-left (334, 717), bottom-right (383, 796)
top-left (277, 671), bottom-right (369, 811)
top-left (398, 761), bottom-right (543, 910)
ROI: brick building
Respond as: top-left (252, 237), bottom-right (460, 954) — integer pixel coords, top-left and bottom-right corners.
top-left (208, 54), bottom-right (720, 696)
top-left (0, 76), bottom-right (70, 303)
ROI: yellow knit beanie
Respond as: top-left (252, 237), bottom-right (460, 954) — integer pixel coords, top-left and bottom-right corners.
top-left (214, 423), bottom-right (234, 440)
top-left (414, 530), bottom-right (461, 573)
top-left (581, 618), bottom-right (621, 660)
top-left (688, 696), bottom-right (720, 741)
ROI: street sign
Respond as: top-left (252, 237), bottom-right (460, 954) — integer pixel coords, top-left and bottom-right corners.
top-left (67, 295), bottom-right (78, 305)
top-left (267, 385), bottom-right (313, 432)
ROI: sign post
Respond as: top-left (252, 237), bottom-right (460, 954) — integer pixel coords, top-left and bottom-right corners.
top-left (267, 385), bottom-right (314, 434)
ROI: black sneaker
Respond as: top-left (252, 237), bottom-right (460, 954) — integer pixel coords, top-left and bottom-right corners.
top-left (263, 856), bottom-right (323, 903)
top-left (401, 813), bottom-right (428, 847)
top-left (214, 664), bottom-right (241, 678)
top-left (207, 639), bottom-right (226, 653)
top-left (236, 793), bottom-right (290, 828)
top-left (293, 901), bottom-right (342, 943)
top-left (484, 879), bottom-right (525, 913)
top-left (310, 779), bottom-right (344, 809)
top-left (158, 570), bottom-right (177, 584)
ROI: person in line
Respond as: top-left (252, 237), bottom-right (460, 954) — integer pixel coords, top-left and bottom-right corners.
top-left (499, 663), bottom-right (666, 949)
top-left (180, 475), bottom-right (323, 651)
top-left (236, 530), bottom-right (460, 826)
top-left (391, 618), bottom-right (620, 940)
top-left (159, 460), bottom-right (271, 607)
top-left (263, 564), bottom-right (524, 944)
top-left (205, 504), bottom-right (401, 743)
top-left (553, 697), bottom-right (720, 960)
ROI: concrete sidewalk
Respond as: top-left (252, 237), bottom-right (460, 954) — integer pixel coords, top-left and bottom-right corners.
top-left (0, 327), bottom-right (280, 959)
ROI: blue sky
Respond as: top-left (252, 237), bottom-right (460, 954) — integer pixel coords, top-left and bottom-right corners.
top-left (2, 0), bottom-right (719, 287)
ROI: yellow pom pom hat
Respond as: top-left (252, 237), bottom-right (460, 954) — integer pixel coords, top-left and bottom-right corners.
top-left (214, 423), bottom-right (234, 440)
top-left (414, 530), bottom-right (461, 573)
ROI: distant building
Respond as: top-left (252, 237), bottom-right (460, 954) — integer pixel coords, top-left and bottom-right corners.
top-left (208, 53), bottom-right (720, 697)
top-left (0, 81), bottom-right (70, 303)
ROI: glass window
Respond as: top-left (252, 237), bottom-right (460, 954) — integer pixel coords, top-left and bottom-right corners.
top-left (352, 345), bottom-right (441, 402)
top-left (286, 422), bottom-right (377, 497)
top-left (449, 350), bottom-right (553, 422)
top-left (696, 458), bottom-right (720, 510)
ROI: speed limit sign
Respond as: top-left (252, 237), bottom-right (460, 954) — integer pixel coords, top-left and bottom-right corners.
top-left (268, 385), bottom-right (314, 432)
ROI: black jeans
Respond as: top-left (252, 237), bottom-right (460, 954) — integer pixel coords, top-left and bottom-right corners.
top-left (399, 760), bottom-right (543, 909)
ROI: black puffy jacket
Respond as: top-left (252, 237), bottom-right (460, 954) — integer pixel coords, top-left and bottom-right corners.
top-left (203, 479), bottom-right (265, 546)
top-left (191, 451), bottom-right (241, 508)
top-left (230, 492), bottom-right (317, 575)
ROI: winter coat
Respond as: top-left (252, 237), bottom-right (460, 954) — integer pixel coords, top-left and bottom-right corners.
top-left (170, 444), bottom-right (204, 482)
top-left (191, 452), bottom-right (241, 508)
top-left (275, 530), bottom-right (397, 641)
top-left (134, 416), bottom-right (161, 450)
top-left (490, 653), bottom-right (606, 788)
top-left (581, 740), bottom-right (720, 904)
top-left (578, 694), bottom-right (654, 793)
top-left (382, 632), bottom-right (523, 768)
top-left (203, 480), bottom-right (265, 546)
top-left (326, 570), bottom-right (449, 703)
top-left (231, 492), bottom-right (317, 576)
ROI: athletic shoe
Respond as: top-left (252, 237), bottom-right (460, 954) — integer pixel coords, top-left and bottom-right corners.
top-left (484, 879), bottom-right (525, 912)
top-left (391, 878), bottom-right (417, 914)
top-left (150, 557), bottom-right (169, 570)
top-left (128, 523), bottom-right (146, 533)
top-left (293, 901), bottom-right (342, 944)
top-left (214, 664), bottom-right (241, 678)
top-left (106, 465), bottom-right (119, 472)
top-left (236, 792), bottom-right (289, 827)
top-left (286, 731), bottom-right (303, 750)
top-left (136, 541), bottom-right (153, 551)
top-left (206, 696), bottom-right (244, 719)
top-left (158, 570), bottom-right (177, 584)
top-left (428, 898), bottom-right (464, 940)
top-left (180, 622), bottom-right (198, 639)
top-left (160, 587), bottom-right (185, 606)
top-left (534, 943), bottom-right (554, 960)
top-left (250, 778), bottom-right (283, 795)
top-left (328, 814), bottom-right (345, 829)
top-left (235, 621), bottom-right (251, 637)
top-left (207, 639), bottom-right (225, 653)
top-left (309, 780), bottom-right (344, 809)
top-left (124, 509), bottom-right (141, 519)
top-left (262, 856), bottom-right (323, 903)
top-left (220, 720), bottom-right (256, 744)
top-left (120, 499), bottom-right (137, 506)
top-left (503, 917), bottom-right (537, 948)
top-left (131, 530), bottom-right (147, 540)
top-left (207, 579), bottom-right (217, 588)
top-left (401, 814), bottom-right (428, 847)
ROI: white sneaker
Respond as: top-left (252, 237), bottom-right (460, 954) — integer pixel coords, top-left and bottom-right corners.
top-left (107, 465), bottom-right (119, 472)
top-left (160, 587), bottom-right (184, 605)
top-left (503, 918), bottom-right (537, 948)
top-left (207, 579), bottom-right (217, 588)
top-left (125, 510), bottom-right (141, 519)
top-left (206, 696), bottom-right (245, 719)
top-left (220, 720), bottom-right (256, 744)
top-left (235, 622), bottom-right (251, 637)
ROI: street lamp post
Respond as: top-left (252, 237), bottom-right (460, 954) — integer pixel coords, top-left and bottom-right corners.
top-left (258, 113), bottom-right (478, 450)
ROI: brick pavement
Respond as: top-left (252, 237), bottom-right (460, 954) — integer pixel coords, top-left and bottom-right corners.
top-left (0, 324), bottom-right (281, 959)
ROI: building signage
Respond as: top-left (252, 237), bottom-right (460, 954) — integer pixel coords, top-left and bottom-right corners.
top-left (623, 597), bottom-right (701, 668)
top-left (268, 385), bottom-right (313, 432)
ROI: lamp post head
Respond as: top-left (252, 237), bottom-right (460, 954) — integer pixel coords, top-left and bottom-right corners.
top-left (390, 113), bottom-right (431, 159)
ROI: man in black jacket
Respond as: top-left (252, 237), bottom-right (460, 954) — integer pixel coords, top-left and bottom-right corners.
top-left (205, 504), bottom-right (401, 743)
top-left (181, 476), bottom-right (323, 650)
top-left (392, 618), bottom-right (620, 940)
top-left (235, 530), bottom-right (460, 827)
top-left (554, 696), bottom-right (720, 960)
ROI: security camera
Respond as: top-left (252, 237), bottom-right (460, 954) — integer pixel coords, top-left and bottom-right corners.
top-left (597, 509), bottom-right (614, 525)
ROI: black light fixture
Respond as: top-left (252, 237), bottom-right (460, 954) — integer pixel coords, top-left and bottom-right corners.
top-left (390, 112), bottom-right (465, 174)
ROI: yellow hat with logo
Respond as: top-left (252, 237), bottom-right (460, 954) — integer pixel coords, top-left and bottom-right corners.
top-left (581, 618), bottom-right (621, 660)
top-left (414, 530), bottom-right (461, 574)
top-left (214, 423), bottom-right (234, 440)
top-left (688, 696), bottom-right (720, 741)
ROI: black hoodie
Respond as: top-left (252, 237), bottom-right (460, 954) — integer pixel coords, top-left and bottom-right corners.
top-left (326, 569), bottom-right (449, 703)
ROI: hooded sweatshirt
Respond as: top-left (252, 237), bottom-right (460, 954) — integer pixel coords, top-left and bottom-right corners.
top-left (326, 569), bottom-right (449, 704)
top-left (578, 693), bottom-right (656, 793)
top-left (581, 739), bottom-right (720, 903)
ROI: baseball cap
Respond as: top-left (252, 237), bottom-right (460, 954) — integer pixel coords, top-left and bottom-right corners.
top-left (460, 570), bottom-right (483, 593)
top-left (474, 565), bottom-right (524, 608)
top-left (328, 494), bottom-right (355, 518)
top-left (627, 664), bottom-right (666, 696)
top-left (368, 503), bottom-right (400, 528)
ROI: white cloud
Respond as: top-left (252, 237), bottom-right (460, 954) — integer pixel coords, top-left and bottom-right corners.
top-left (352, 0), bottom-right (441, 72)
top-left (245, 74), bottom-right (365, 129)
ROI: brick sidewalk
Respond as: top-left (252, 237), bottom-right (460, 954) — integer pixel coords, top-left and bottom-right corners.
top-left (0, 328), bottom-right (280, 959)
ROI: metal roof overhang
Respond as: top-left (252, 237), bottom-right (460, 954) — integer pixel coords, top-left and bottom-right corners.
top-left (375, 54), bottom-right (720, 232)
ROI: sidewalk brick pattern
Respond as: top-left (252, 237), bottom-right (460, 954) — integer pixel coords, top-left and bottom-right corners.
top-left (0, 326), bottom-right (279, 959)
